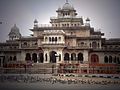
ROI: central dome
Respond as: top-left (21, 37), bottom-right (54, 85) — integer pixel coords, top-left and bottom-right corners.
top-left (62, 2), bottom-right (74, 10)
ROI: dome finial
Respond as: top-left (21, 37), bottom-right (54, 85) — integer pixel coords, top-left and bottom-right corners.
top-left (66, 0), bottom-right (68, 3)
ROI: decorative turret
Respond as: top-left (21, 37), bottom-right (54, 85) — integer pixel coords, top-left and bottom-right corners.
top-left (85, 17), bottom-right (90, 27)
top-left (8, 24), bottom-right (21, 40)
top-left (34, 19), bottom-right (38, 28)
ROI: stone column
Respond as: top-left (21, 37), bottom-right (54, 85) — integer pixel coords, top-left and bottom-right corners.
top-left (43, 50), bottom-right (49, 63)
top-left (83, 50), bottom-right (88, 63)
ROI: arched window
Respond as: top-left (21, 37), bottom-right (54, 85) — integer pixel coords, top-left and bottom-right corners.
top-left (91, 54), bottom-right (99, 64)
top-left (71, 53), bottom-right (76, 61)
top-left (10, 56), bottom-right (12, 61)
top-left (92, 41), bottom-right (97, 49)
top-left (49, 37), bottom-right (51, 42)
top-left (50, 51), bottom-right (57, 63)
top-left (59, 37), bottom-right (61, 41)
top-left (104, 56), bottom-right (108, 63)
top-left (32, 53), bottom-right (37, 63)
top-left (52, 37), bottom-right (54, 42)
top-left (81, 42), bottom-right (84, 46)
top-left (55, 37), bottom-right (57, 42)
top-left (24, 42), bottom-right (27, 46)
top-left (78, 53), bottom-right (83, 63)
top-left (13, 56), bottom-right (17, 61)
top-left (25, 53), bottom-right (31, 61)
top-left (109, 56), bottom-right (112, 63)
top-left (39, 53), bottom-right (43, 63)
top-left (64, 53), bottom-right (69, 61)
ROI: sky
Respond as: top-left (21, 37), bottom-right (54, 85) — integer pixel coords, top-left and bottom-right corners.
top-left (0, 0), bottom-right (120, 42)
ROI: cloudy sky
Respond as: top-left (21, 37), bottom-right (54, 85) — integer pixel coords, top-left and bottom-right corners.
top-left (0, 0), bottom-right (120, 41)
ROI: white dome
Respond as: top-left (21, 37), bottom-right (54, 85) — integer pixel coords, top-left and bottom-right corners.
top-left (11, 24), bottom-right (19, 32)
top-left (9, 24), bottom-right (21, 37)
top-left (62, 2), bottom-right (74, 10)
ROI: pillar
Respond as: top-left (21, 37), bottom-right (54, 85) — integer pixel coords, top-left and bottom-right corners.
top-left (83, 50), bottom-right (89, 63)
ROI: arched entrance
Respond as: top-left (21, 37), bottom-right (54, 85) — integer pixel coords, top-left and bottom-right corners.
top-left (91, 54), bottom-right (99, 64)
top-left (25, 53), bottom-right (31, 61)
top-left (78, 53), bottom-right (83, 63)
top-left (32, 53), bottom-right (37, 63)
top-left (64, 53), bottom-right (70, 61)
top-left (50, 51), bottom-right (57, 63)
top-left (104, 56), bottom-right (108, 63)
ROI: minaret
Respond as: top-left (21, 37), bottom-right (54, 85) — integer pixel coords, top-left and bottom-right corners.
top-left (85, 17), bottom-right (90, 27)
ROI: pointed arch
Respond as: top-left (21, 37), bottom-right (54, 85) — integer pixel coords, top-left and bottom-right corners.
top-left (78, 53), bottom-right (83, 63)
top-left (32, 53), bottom-right (37, 63)
top-left (50, 51), bottom-right (57, 63)
top-left (64, 53), bottom-right (70, 61)
top-left (91, 54), bottom-right (99, 64)
top-left (39, 53), bottom-right (44, 63)
top-left (25, 53), bottom-right (31, 61)
top-left (104, 56), bottom-right (108, 63)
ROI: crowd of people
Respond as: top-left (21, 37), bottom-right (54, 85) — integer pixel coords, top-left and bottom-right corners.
top-left (0, 74), bottom-right (120, 85)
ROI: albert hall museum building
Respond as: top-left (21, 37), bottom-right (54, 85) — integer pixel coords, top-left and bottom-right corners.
top-left (0, 1), bottom-right (120, 75)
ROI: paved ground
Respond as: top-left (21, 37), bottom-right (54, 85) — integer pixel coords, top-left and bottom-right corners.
top-left (0, 74), bottom-right (120, 90)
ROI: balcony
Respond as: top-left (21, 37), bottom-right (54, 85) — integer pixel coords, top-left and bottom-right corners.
top-left (66, 45), bottom-right (90, 50)
top-left (20, 44), bottom-right (38, 49)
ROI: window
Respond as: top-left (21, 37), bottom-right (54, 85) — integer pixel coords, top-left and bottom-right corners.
top-left (24, 42), bottom-right (27, 46)
top-left (81, 42), bottom-right (84, 46)
top-left (49, 37), bottom-right (51, 42)
top-left (104, 56), bottom-right (108, 63)
top-left (55, 37), bottom-right (57, 42)
top-left (64, 53), bottom-right (69, 61)
top-left (92, 41), bottom-right (97, 49)
top-left (109, 56), bottom-right (112, 63)
top-left (91, 54), bottom-right (99, 64)
top-left (52, 37), bottom-right (54, 42)
top-left (59, 37), bottom-right (61, 41)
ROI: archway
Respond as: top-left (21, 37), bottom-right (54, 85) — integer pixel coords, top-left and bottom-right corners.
top-left (64, 53), bottom-right (69, 61)
top-left (104, 56), bottom-right (108, 63)
top-left (13, 56), bottom-right (17, 61)
top-left (32, 53), bottom-right (37, 63)
top-left (78, 53), bottom-right (83, 63)
top-left (109, 56), bottom-right (112, 63)
top-left (91, 54), bottom-right (99, 64)
top-left (39, 53), bottom-right (44, 63)
top-left (25, 53), bottom-right (31, 61)
top-left (50, 51), bottom-right (57, 63)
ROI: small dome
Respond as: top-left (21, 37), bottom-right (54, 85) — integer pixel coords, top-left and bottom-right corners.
top-left (34, 19), bottom-right (38, 23)
top-left (11, 24), bottom-right (19, 32)
top-left (58, 7), bottom-right (61, 10)
top-left (9, 24), bottom-right (21, 37)
top-left (86, 18), bottom-right (90, 21)
top-left (62, 2), bottom-right (74, 10)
